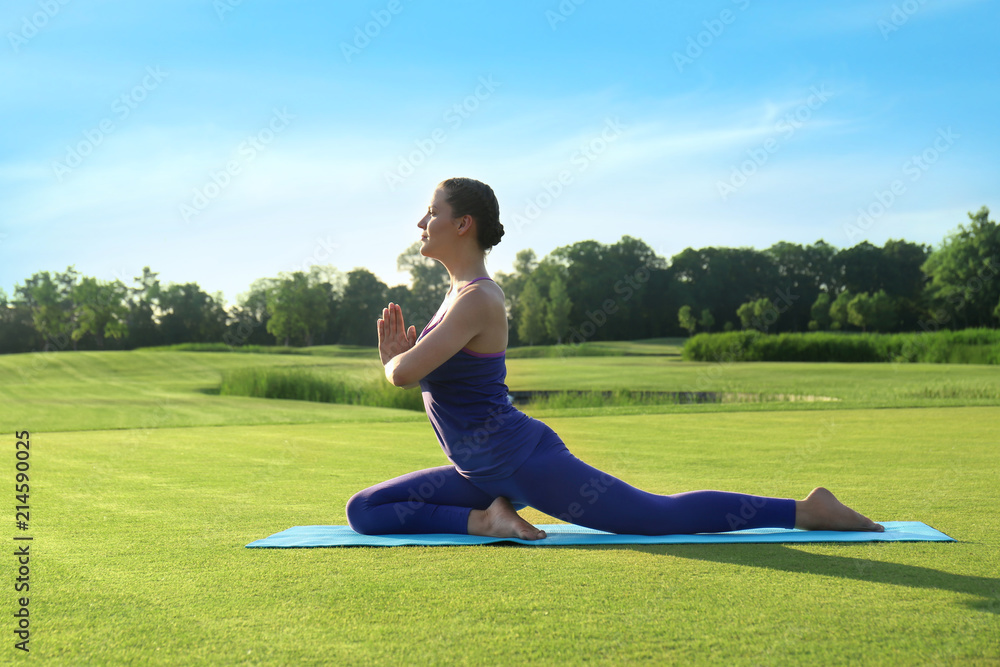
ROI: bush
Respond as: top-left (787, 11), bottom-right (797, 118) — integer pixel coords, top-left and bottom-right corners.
top-left (682, 328), bottom-right (1000, 364)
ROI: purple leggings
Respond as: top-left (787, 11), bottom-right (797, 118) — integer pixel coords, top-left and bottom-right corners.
top-left (346, 425), bottom-right (797, 536)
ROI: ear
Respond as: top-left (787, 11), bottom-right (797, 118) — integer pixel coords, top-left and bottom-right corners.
top-left (456, 215), bottom-right (474, 236)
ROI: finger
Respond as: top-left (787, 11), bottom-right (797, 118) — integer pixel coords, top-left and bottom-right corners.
top-left (393, 305), bottom-right (403, 341)
top-left (393, 305), bottom-right (405, 342)
top-left (384, 304), bottom-right (395, 339)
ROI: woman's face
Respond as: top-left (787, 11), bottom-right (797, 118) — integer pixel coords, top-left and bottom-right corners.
top-left (417, 187), bottom-right (455, 257)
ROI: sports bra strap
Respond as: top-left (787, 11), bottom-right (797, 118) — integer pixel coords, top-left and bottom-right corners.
top-left (460, 276), bottom-right (493, 291)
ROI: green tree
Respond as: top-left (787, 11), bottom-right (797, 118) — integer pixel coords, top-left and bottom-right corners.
top-left (124, 267), bottom-right (162, 349)
top-left (672, 246), bottom-right (778, 333)
top-left (828, 289), bottom-right (853, 330)
top-left (0, 288), bottom-right (37, 353)
top-left (869, 290), bottom-right (898, 332)
top-left (698, 308), bottom-right (714, 332)
top-left (921, 207), bottom-right (1000, 328)
top-left (545, 275), bottom-right (572, 344)
top-left (15, 267), bottom-right (79, 350)
top-left (678, 305), bottom-right (697, 336)
top-left (71, 277), bottom-right (129, 348)
top-left (808, 292), bottom-right (832, 331)
top-left (847, 292), bottom-right (875, 332)
top-left (847, 290), bottom-right (897, 333)
top-left (764, 240), bottom-right (836, 331)
top-left (397, 241), bottom-right (449, 329)
top-left (338, 269), bottom-right (388, 346)
top-left (736, 298), bottom-right (779, 331)
top-left (494, 249), bottom-right (538, 346)
top-left (880, 239), bottom-right (930, 330)
top-left (157, 283), bottom-right (228, 344)
top-left (735, 301), bottom-right (755, 329)
top-left (550, 236), bottom-right (665, 341)
top-left (230, 278), bottom-right (276, 347)
top-left (517, 278), bottom-right (548, 345)
top-left (266, 272), bottom-right (331, 346)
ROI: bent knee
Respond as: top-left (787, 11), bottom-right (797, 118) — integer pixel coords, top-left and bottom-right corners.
top-left (346, 489), bottom-right (378, 535)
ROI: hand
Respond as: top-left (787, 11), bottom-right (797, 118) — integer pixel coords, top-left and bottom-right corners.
top-left (378, 302), bottom-right (416, 366)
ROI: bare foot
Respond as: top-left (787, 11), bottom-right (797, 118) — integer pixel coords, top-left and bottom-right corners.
top-left (795, 487), bottom-right (884, 532)
top-left (468, 497), bottom-right (547, 540)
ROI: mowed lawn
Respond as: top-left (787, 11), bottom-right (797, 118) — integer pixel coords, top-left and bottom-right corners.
top-left (2, 349), bottom-right (998, 664)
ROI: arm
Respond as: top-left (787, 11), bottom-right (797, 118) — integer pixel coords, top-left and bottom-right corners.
top-left (377, 293), bottom-right (487, 387)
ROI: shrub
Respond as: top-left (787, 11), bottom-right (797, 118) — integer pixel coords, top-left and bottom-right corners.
top-left (682, 328), bottom-right (1000, 364)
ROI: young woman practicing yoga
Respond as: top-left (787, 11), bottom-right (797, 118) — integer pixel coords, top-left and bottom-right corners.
top-left (346, 177), bottom-right (883, 540)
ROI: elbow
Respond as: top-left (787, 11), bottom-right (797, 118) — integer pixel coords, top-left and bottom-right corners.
top-left (385, 360), bottom-right (416, 388)
top-left (388, 370), bottom-right (410, 388)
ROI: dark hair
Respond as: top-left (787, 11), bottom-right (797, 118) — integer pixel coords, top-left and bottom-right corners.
top-left (439, 177), bottom-right (504, 252)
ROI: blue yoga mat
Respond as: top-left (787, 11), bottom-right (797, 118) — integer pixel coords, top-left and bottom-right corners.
top-left (246, 521), bottom-right (954, 548)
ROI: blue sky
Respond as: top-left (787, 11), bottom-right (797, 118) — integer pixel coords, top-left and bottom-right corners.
top-left (2, 0), bottom-right (997, 305)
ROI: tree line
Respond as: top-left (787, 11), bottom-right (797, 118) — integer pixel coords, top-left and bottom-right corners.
top-left (1, 207), bottom-right (997, 354)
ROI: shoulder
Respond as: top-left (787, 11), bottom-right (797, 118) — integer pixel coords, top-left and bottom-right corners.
top-left (443, 281), bottom-right (505, 326)
top-left (455, 280), bottom-right (505, 312)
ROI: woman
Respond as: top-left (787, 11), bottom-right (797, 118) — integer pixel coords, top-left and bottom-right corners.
top-left (346, 177), bottom-right (883, 540)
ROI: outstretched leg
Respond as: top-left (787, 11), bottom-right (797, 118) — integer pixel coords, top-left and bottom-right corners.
top-left (477, 428), bottom-right (882, 535)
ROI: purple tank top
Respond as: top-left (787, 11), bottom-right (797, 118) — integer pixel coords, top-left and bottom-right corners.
top-left (417, 277), bottom-right (543, 481)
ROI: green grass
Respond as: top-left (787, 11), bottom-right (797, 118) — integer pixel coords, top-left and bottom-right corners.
top-left (2, 346), bottom-right (998, 664)
top-left (4, 348), bottom-right (1000, 432)
top-left (507, 337), bottom-right (686, 358)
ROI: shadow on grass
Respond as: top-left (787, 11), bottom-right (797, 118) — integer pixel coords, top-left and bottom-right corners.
top-left (586, 543), bottom-right (999, 614)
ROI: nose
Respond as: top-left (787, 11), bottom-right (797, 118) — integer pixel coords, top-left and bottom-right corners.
top-left (417, 214), bottom-right (428, 229)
